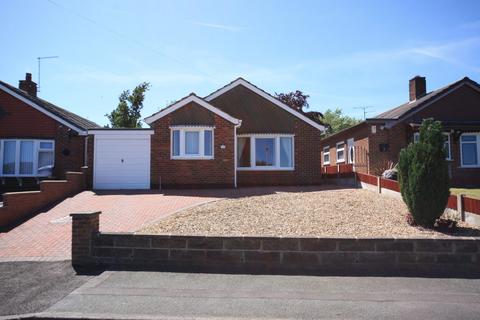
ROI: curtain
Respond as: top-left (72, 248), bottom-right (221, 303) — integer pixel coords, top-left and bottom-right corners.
top-left (185, 131), bottom-right (199, 155)
top-left (172, 130), bottom-right (180, 156)
top-left (204, 130), bottom-right (213, 156)
top-left (280, 137), bottom-right (293, 167)
top-left (20, 141), bottom-right (34, 174)
top-left (2, 141), bottom-right (16, 174)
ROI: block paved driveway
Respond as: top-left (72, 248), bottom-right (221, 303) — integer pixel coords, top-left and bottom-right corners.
top-left (0, 189), bottom-right (224, 261)
top-left (0, 186), bottom-right (316, 261)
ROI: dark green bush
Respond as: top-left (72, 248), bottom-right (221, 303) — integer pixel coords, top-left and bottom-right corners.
top-left (398, 119), bottom-right (450, 227)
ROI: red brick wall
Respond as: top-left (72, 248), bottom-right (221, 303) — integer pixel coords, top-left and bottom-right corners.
top-left (238, 120), bottom-right (322, 186)
top-left (0, 90), bottom-right (85, 179)
top-left (0, 170), bottom-right (86, 227)
top-left (150, 107), bottom-right (235, 188)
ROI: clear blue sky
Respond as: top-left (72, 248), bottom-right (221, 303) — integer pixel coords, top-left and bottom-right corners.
top-left (1, 0), bottom-right (479, 126)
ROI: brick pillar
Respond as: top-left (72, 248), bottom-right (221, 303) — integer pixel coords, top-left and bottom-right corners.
top-left (71, 211), bottom-right (101, 266)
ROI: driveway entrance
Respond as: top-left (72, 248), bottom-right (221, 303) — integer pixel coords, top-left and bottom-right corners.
top-left (0, 190), bottom-right (221, 261)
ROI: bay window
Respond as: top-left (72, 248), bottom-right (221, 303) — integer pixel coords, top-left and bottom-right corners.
top-left (237, 135), bottom-right (294, 170)
top-left (171, 127), bottom-right (214, 159)
top-left (0, 139), bottom-right (55, 176)
top-left (322, 146), bottom-right (330, 165)
top-left (460, 134), bottom-right (479, 167)
top-left (336, 142), bottom-right (345, 163)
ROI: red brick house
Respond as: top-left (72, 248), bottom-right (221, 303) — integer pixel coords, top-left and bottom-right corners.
top-left (320, 76), bottom-right (480, 186)
top-left (0, 73), bottom-right (100, 192)
top-left (143, 78), bottom-right (326, 188)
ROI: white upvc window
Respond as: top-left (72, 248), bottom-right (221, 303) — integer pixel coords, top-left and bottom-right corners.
top-left (460, 133), bottom-right (480, 168)
top-left (170, 126), bottom-right (214, 159)
top-left (413, 132), bottom-right (452, 160)
top-left (237, 134), bottom-right (294, 171)
top-left (323, 146), bottom-right (330, 165)
top-left (0, 139), bottom-right (55, 176)
top-left (336, 141), bottom-right (345, 163)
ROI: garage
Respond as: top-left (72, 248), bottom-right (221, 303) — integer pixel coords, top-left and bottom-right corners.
top-left (91, 130), bottom-right (154, 189)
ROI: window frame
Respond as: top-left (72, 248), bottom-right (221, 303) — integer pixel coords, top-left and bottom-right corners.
top-left (236, 134), bottom-right (295, 171)
top-left (0, 139), bottom-right (55, 177)
top-left (460, 133), bottom-right (480, 168)
top-left (322, 146), bottom-right (330, 165)
top-left (170, 126), bottom-right (214, 160)
top-left (336, 141), bottom-right (345, 163)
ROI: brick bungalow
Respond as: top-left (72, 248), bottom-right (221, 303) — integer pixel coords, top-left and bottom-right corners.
top-left (0, 73), bottom-right (100, 193)
top-left (320, 76), bottom-right (480, 187)
top-left (143, 78), bottom-right (326, 188)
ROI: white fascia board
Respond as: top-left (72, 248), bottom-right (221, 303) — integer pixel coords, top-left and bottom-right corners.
top-left (144, 94), bottom-right (241, 125)
top-left (88, 129), bottom-right (154, 136)
top-left (0, 83), bottom-right (87, 134)
top-left (204, 78), bottom-right (326, 132)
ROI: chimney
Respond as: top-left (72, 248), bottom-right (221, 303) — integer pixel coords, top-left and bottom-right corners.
top-left (19, 73), bottom-right (37, 97)
top-left (409, 76), bottom-right (426, 101)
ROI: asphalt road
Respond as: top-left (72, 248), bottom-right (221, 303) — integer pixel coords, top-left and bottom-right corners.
top-left (44, 271), bottom-right (480, 319)
top-left (0, 261), bottom-right (92, 316)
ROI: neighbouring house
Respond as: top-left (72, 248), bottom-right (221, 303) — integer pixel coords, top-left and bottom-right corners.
top-left (320, 76), bottom-right (480, 187)
top-left (0, 73), bottom-right (100, 193)
top-left (89, 78), bottom-right (324, 189)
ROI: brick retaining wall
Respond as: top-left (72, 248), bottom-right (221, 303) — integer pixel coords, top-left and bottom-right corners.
top-left (0, 168), bottom-right (87, 228)
top-left (72, 212), bottom-right (480, 276)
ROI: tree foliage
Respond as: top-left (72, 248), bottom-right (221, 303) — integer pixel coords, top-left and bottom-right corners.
top-left (106, 82), bottom-right (151, 128)
top-left (322, 108), bottom-right (361, 136)
top-left (275, 90), bottom-right (310, 112)
top-left (398, 119), bottom-right (450, 227)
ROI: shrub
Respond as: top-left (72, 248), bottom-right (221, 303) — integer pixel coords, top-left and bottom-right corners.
top-left (398, 119), bottom-right (450, 227)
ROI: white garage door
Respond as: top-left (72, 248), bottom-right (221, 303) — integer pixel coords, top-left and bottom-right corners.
top-left (93, 131), bottom-right (153, 189)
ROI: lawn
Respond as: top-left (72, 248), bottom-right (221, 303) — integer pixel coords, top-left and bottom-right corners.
top-left (140, 187), bottom-right (480, 238)
top-left (450, 188), bottom-right (480, 200)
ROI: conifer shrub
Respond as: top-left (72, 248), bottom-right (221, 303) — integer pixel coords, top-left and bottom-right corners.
top-left (398, 119), bottom-right (450, 227)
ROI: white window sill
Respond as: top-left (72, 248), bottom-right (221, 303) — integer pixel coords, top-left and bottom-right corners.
top-left (171, 156), bottom-right (214, 160)
top-left (336, 159), bottom-right (345, 163)
top-left (323, 162), bottom-right (330, 166)
top-left (237, 167), bottom-right (294, 171)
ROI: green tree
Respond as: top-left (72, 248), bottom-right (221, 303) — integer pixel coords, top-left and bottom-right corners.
top-left (398, 118), bottom-right (450, 227)
top-left (106, 82), bottom-right (151, 128)
top-left (322, 108), bottom-right (361, 136)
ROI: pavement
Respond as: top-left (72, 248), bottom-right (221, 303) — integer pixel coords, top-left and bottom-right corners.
top-left (33, 271), bottom-right (480, 319)
top-left (0, 261), bottom-right (92, 316)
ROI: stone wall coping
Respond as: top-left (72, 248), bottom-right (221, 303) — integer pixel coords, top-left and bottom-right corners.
top-left (41, 180), bottom-right (68, 184)
top-left (100, 232), bottom-right (480, 241)
top-left (65, 171), bottom-right (84, 175)
top-left (3, 190), bottom-right (42, 196)
top-left (70, 211), bottom-right (101, 217)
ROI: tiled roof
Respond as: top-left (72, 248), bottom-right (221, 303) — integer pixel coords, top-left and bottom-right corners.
top-left (0, 80), bottom-right (100, 130)
top-left (369, 77), bottom-right (479, 121)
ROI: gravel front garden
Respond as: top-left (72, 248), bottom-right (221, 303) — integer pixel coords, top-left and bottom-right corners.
top-left (139, 187), bottom-right (480, 238)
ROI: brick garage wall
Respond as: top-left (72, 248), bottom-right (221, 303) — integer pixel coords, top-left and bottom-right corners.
top-left (150, 108), bottom-right (235, 188)
top-left (238, 119), bottom-right (322, 186)
top-left (71, 213), bottom-right (480, 276)
top-left (0, 169), bottom-right (86, 228)
top-left (0, 90), bottom-right (86, 180)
